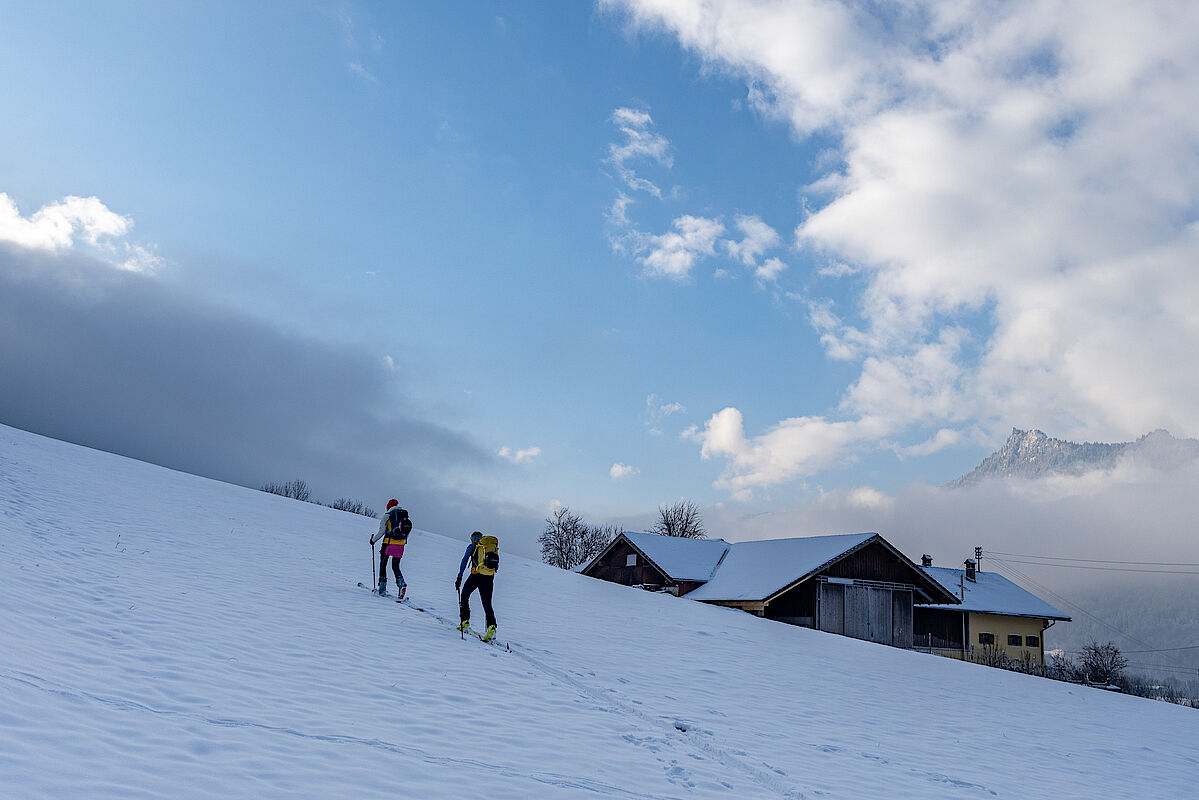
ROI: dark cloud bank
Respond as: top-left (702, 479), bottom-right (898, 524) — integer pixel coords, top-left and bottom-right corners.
top-left (0, 244), bottom-right (543, 549)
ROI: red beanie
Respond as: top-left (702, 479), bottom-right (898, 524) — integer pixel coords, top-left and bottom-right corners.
top-left (386, 499), bottom-right (398, 510)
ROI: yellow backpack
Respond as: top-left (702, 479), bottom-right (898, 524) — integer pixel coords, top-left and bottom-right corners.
top-left (474, 536), bottom-right (500, 576)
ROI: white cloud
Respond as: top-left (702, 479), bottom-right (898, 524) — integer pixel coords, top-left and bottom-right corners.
top-left (333, 7), bottom-right (382, 84)
top-left (754, 256), bottom-right (787, 282)
top-left (845, 486), bottom-right (893, 510)
top-left (0, 193), bottom-right (130, 251)
top-left (607, 107), bottom-right (673, 198)
top-left (603, 111), bottom-right (791, 286)
top-left (726, 214), bottom-right (781, 266)
top-left (498, 446), bottom-right (541, 464)
top-left (645, 393), bottom-right (687, 435)
top-left (685, 406), bottom-right (888, 498)
top-left (610, 462), bottom-right (639, 480)
top-left (349, 61), bottom-right (380, 84)
top-left (609, 0), bottom-right (1199, 491)
top-left (0, 192), bottom-right (163, 274)
top-left (119, 242), bottom-right (164, 274)
top-left (640, 215), bottom-right (725, 281)
top-left (900, 428), bottom-right (963, 458)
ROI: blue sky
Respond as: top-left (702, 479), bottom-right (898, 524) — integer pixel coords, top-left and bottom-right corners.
top-left (4, 1), bottom-right (1199, 555)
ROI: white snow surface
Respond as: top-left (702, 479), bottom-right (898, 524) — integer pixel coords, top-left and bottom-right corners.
top-left (1, 423), bottom-right (1197, 799)
top-left (921, 566), bottom-right (1070, 620)
top-left (618, 531), bottom-right (731, 581)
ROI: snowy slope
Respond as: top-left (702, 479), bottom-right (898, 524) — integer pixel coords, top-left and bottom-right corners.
top-left (1, 424), bottom-right (1197, 800)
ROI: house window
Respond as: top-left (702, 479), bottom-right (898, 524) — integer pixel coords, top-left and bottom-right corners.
top-left (978, 632), bottom-right (995, 645)
top-left (1007, 634), bottom-right (1022, 646)
top-left (1025, 635), bottom-right (1040, 647)
top-left (626, 554), bottom-right (637, 567)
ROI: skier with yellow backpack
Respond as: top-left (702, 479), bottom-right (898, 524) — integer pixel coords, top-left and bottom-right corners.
top-left (455, 531), bottom-right (499, 641)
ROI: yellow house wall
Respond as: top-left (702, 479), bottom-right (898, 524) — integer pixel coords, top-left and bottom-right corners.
top-left (968, 613), bottom-right (1045, 663)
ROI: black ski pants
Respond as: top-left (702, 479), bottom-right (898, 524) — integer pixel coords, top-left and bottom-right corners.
top-left (379, 551), bottom-right (404, 585)
top-left (459, 573), bottom-right (496, 628)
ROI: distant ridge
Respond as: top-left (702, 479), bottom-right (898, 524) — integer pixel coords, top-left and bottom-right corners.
top-left (948, 428), bottom-right (1199, 487)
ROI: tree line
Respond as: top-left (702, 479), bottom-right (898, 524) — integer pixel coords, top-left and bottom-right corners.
top-left (538, 500), bottom-right (705, 570)
top-left (260, 478), bottom-right (377, 518)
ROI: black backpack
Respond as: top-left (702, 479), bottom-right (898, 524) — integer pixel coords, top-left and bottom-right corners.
top-left (389, 507), bottom-right (413, 537)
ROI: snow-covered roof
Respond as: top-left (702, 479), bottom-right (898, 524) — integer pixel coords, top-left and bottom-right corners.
top-left (620, 531), bottom-right (731, 582)
top-left (686, 533), bottom-right (877, 602)
top-left (920, 566), bottom-right (1070, 620)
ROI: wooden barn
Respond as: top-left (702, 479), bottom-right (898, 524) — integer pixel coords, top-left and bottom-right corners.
top-left (580, 530), bottom-right (731, 596)
top-left (582, 531), bottom-right (961, 649)
top-left (683, 533), bottom-right (960, 648)
top-left (914, 559), bottom-right (1071, 666)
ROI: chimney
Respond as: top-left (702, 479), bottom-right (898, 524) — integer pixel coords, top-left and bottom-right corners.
top-left (921, 554), bottom-right (933, 567)
top-left (964, 558), bottom-right (976, 581)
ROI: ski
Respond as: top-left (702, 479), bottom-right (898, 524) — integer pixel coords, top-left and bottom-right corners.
top-left (461, 625), bottom-right (511, 651)
top-left (357, 582), bottom-right (509, 651)
top-left (357, 581), bottom-right (390, 598)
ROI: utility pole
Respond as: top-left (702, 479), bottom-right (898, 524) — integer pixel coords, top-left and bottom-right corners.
top-left (975, 546), bottom-right (983, 572)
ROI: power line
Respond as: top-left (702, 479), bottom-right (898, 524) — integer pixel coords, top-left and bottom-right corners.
top-left (992, 558), bottom-right (1199, 575)
top-left (1126, 662), bottom-right (1199, 675)
top-left (987, 556), bottom-right (1194, 674)
top-left (1123, 644), bottom-right (1199, 653)
top-left (987, 550), bottom-right (1199, 567)
top-left (988, 558), bottom-right (1163, 652)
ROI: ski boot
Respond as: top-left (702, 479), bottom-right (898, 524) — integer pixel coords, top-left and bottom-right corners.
top-left (397, 581), bottom-right (407, 600)
top-left (483, 624), bottom-right (497, 642)
top-left (456, 619), bottom-right (470, 632)
top-left (377, 578), bottom-right (387, 596)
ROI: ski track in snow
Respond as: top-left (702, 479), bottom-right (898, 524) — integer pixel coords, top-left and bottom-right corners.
top-left (2, 423), bottom-right (1198, 799)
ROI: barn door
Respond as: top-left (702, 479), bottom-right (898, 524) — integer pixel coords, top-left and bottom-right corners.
top-left (868, 588), bottom-right (893, 644)
top-left (844, 584), bottom-right (871, 640)
top-left (818, 582), bottom-right (845, 634)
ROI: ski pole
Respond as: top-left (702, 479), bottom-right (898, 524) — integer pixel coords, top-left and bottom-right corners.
top-left (372, 541), bottom-right (377, 590)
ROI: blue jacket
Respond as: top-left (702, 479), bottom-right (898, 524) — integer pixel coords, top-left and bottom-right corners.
top-left (457, 542), bottom-right (477, 582)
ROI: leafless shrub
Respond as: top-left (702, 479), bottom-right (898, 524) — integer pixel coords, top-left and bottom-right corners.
top-left (1079, 641), bottom-right (1129, 685)
top-left (328, 497), bottom-right (377, 518)
top-left (261, 479), bottom-right (311, 502)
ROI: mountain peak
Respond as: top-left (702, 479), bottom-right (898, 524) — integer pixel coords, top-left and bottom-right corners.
top-left (948, 428), bottom-right (1199, 486)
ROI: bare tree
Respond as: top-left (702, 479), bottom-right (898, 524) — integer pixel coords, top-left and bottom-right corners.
top-left (540, 507), bottom-right (586, 569)
top-left (650, 499), bottom-right (706, 538)
top-left (327, 497), bottom-right (377, 518)
top-left (261, 479), bottom-right (311, 502)
top-left (581, 523), bottom-right (621, 565)
top-left (539, 509), bottom-right (619, 569)
top-left (1079, 641), bottom-right (1129, 685)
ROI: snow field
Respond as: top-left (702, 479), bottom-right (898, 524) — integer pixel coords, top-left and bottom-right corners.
top-left (1, 423), bottom-right (1197, 799)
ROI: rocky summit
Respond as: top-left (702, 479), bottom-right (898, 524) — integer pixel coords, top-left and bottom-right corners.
top-left (948, 428), bottom-right (1199, 487)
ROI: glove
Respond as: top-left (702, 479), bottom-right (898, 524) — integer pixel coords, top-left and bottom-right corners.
top-left (454, 577), bottom-right (461, 591)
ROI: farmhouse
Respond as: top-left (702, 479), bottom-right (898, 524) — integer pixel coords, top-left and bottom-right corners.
top-left (913, 558), bottom-right (1071, 666)
top-left (582, 531), bottom-right (961, 649)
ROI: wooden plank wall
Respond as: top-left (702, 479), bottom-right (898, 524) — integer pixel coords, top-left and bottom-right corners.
top-left (824, 541), bottom-right (919, 584)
